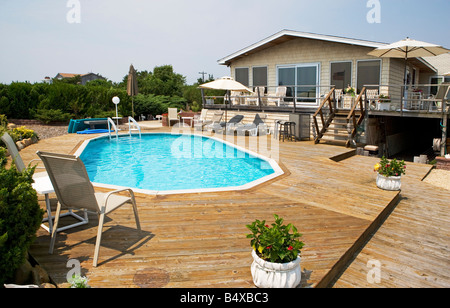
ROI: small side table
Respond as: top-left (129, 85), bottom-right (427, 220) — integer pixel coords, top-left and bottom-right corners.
top-left (33, 175), bottom-right (88, 234)
top-left (181, 117), bottom-right (194, 127)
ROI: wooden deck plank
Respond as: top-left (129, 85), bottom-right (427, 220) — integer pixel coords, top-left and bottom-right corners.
top-left (19, 128), bottom-right (449, 288)
top-left (333, 156), bottom-right (450, 288)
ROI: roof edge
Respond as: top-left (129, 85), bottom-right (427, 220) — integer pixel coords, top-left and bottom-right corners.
top-left (218, 29), bottom-right (388, 65)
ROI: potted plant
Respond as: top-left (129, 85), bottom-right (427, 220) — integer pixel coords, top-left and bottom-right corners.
top-left (377, 94), bottom-right (391, 111)
top-left (246, 214), bottom-right (305, 288)
top-left (374, 156), bottom-right (406, 191)
top-left (344, 85), bottom-right (356, 97)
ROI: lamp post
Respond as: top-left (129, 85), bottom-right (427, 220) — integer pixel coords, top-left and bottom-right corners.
top-left (112, 96), bottom-right (120, 127)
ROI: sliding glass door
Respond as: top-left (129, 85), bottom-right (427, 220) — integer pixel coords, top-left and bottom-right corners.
top-left (278, 63), bottom-right (320, 106)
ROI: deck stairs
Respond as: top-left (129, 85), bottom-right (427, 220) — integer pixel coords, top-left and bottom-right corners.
top-left (313, 87), bottom-right (367, 147)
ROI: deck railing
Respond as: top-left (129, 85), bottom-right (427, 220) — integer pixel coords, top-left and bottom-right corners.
top-left (202, 85), bottom-right (336, 112)
top-left (202, 83), bottom-right (449, 115)
top-left (312, 88), bottom-right (336, 144)
top-left (346, 87), bottom-right (367, 147)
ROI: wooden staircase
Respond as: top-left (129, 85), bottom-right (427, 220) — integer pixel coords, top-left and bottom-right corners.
top-left (313, 87), bottom-right (367, 147)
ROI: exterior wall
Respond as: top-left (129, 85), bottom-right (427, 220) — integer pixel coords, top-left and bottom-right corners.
top-left (229, 37), bottom-right (390, 97)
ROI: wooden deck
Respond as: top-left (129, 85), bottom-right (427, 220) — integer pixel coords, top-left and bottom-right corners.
top-left (22, 127), bottom-right (449, 288)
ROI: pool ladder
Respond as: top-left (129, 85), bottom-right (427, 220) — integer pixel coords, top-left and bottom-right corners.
top-left (107, 117), bottom-right (141, 140)
top-left (107, 117), bottom-right (119, 140)
top-left (128, 116), bottom-right (141, 138)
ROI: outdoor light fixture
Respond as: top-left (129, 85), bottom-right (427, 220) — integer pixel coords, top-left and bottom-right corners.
top-left (112, 96), bottom-right (120, 126)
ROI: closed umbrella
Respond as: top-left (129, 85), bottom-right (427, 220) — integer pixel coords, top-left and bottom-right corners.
top-left (127, 64), bottom-right (139, 118)
top-left (199, 76), bottom-right (251, 122)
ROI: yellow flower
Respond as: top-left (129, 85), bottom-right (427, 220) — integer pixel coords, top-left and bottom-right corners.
top-left (374, 163), bottom-right (381, 172)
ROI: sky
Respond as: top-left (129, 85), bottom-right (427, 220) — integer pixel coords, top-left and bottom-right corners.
top-left (0, 0), bottom-right (449, 85)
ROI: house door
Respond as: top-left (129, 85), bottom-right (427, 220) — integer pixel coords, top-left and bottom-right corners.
top-left (278, 63), bottom-right (320, 106)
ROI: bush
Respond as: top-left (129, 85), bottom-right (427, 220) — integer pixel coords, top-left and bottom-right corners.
top-left (13, 126), bottom-right (38, 140)
top-left (35, 109), bottom-right (72, 124)
top-left (0, 160), bottom-right (44, 285)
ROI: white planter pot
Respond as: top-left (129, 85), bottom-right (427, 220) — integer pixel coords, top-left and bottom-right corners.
top-left (376, 173), bottom-right (402, 191)
top-left (251, 250), bottom-right (301, 288)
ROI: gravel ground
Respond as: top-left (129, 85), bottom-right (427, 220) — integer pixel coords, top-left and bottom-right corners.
top-left (23, 124), bottom-right (450, 191)
top-left (26, 124), bottom-right (69, 140)
top-left (423, 169), bottom-right (450, 191)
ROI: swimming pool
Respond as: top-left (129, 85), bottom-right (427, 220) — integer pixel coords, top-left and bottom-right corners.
top-left (75, 133), bottom-right (283, 194)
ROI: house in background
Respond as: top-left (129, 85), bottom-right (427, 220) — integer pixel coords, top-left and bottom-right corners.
top-left (204, 29), bottom-right (449, 159)
top-left (54, 72), bottom-right (106, 85)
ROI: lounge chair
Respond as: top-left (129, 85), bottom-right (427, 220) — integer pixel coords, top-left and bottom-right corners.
top-left (267, 87), bottom-right (287, 106)
top-left (36, 151), bottom-right (141, 267)
top-left (235, 113), bottom-right (269, 136)
top-left (168, 108), bottom-right (179, 126)
top-left (209, 115), bottom-right (244, 133)
top-left (201, 111), bottom-right (224, 130)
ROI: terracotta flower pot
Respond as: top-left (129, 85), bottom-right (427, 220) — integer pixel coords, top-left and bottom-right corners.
top-left (376, 173), bottom-right (401, 191)
top-left (250, 250), bottom-right (301, 288)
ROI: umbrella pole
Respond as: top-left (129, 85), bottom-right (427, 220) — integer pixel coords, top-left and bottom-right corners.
top-left (225, 90), bottom-right (230, 123)
top-left (132, 97), bottom-right (135, 119)
top-left (401, 49), bottom-right (409, 115)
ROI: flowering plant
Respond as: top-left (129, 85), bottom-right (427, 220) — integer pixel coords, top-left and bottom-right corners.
top-left (344, 86), bottom-right (356, 96)
top-left (68, 274), bottom-right (90, 288)
top-left (246, 214), bottom-right (304, 263)
top-left (378, 94), bottom-right (391, 103)
top-left (374, 156), bottom-right (406, 177)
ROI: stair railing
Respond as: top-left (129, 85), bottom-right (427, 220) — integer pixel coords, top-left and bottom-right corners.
top-left (313, 88), bottom-right (336, 144)
top-left (346, 87), bottom-right (367, 147)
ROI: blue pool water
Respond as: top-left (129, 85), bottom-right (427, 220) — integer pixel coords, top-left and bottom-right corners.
top-left (79, 134), bottom-right (275, 192)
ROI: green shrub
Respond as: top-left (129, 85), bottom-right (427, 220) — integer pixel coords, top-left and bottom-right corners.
top-left (35, 109), bottom-right (72, 124)
top-left (13, 126), bottom-right (38, 140)
top-left (0, 161), bottom-right (44, 285)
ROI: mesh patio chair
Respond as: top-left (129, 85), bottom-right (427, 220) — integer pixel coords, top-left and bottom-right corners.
top-left (36, 151), bottom-right (141, 267)
top-left (1, 132), bottom-right (46, 177)
top-left (2, 132), bottom-right (88, 233)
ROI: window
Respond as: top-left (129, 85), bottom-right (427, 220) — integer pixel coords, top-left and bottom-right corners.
top-left (235, 68), bottom-right (249, 86)
top-left (331, 62), bottom-right (352, 90)
top-left (277, 63), bottom-right (320, 105)
top-left (253, 66), bottom-right (268, 89)
top-left (357, 60), bottom-right (381, 93)
top-left (430, 76), bottom-right (442, 96)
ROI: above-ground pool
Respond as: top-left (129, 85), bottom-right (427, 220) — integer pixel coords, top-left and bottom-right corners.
top-left (75, 133), bottom-right (283, 194)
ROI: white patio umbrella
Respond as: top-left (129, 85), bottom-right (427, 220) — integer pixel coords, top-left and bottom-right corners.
top-left (199, 76), bottom-right (251, 92)
top-left (199, 76), bottom-right (251, 122)
top-left (368, 38), bottom-right (450, 95)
